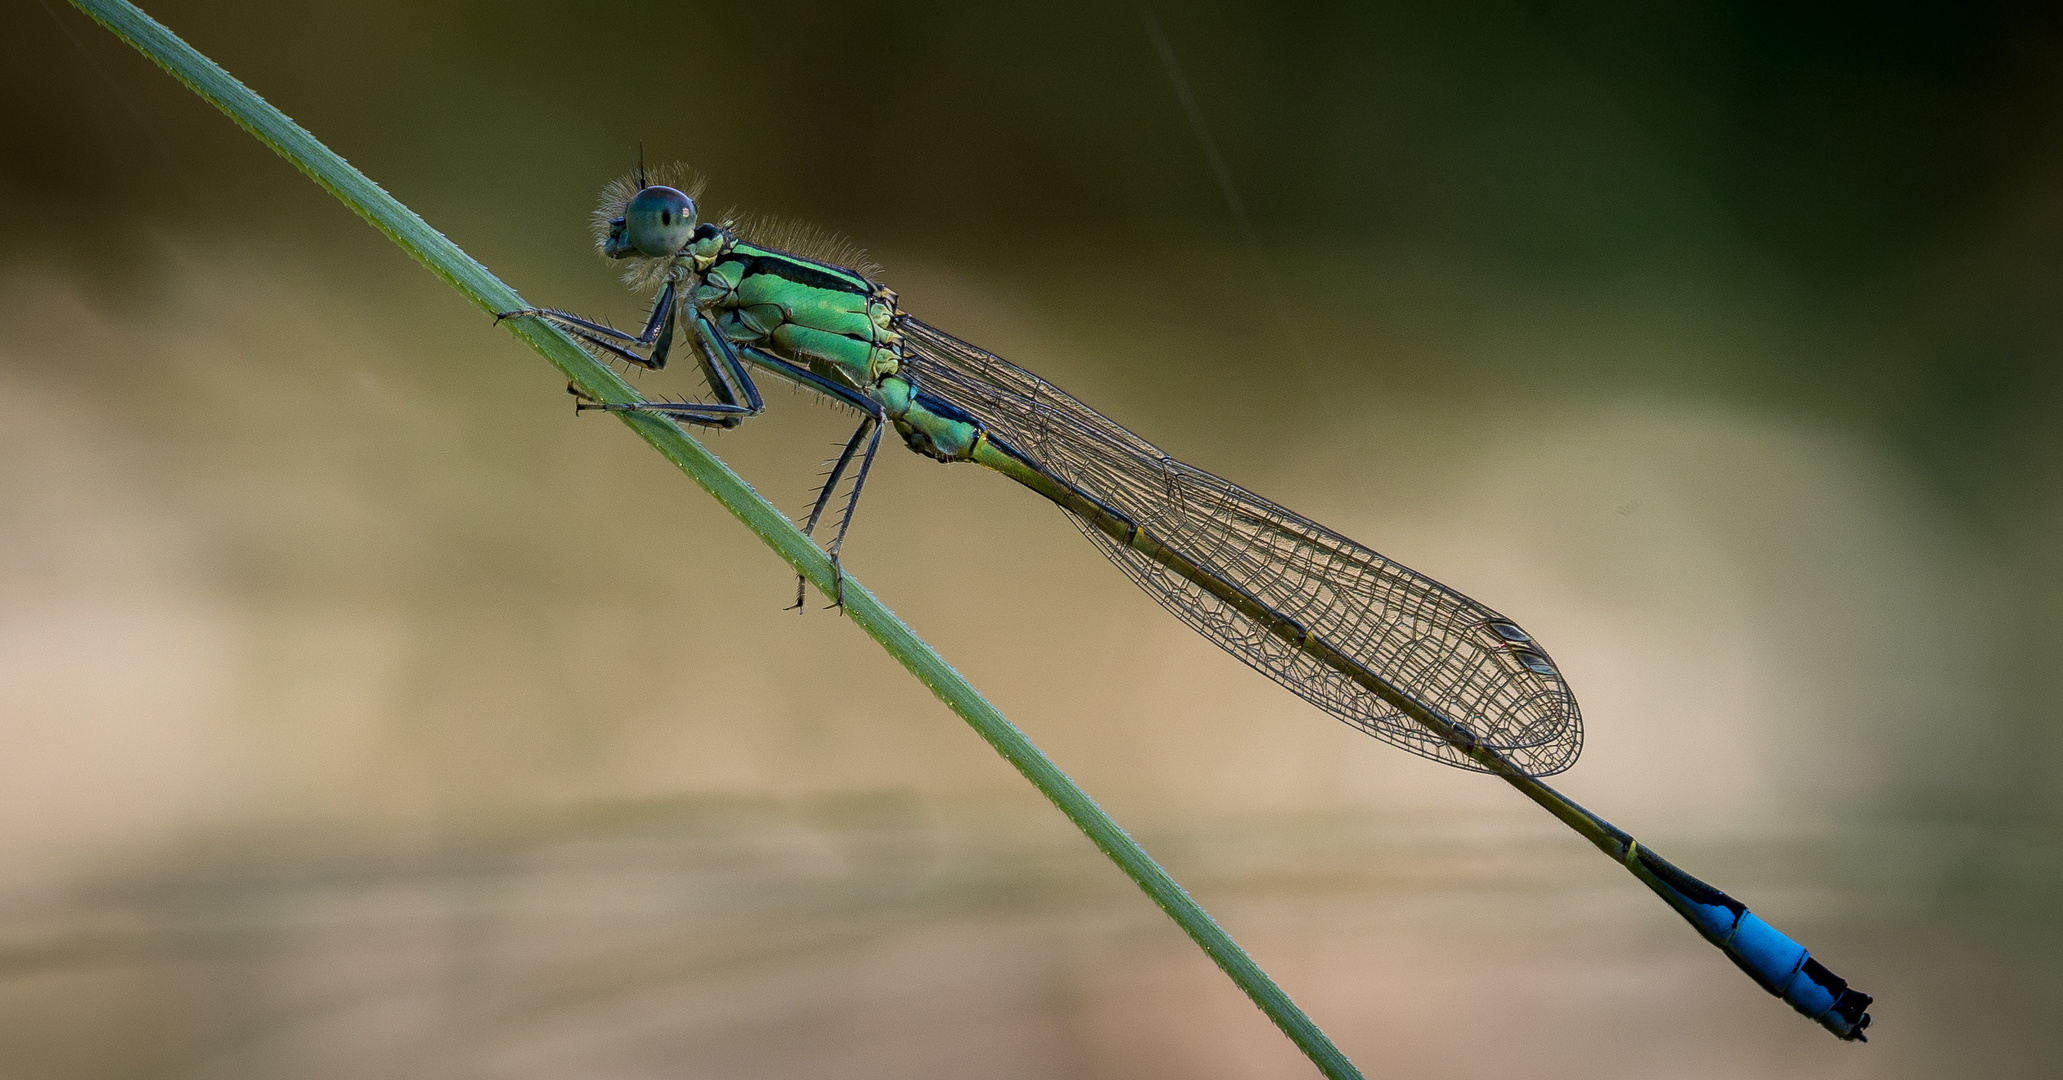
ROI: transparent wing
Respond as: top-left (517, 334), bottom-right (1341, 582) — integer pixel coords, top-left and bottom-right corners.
top-left (899, 318), bottom-right (1581, 776)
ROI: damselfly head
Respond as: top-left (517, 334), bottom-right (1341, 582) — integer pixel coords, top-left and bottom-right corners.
top-left (593, 162), bottom-right (709, 290)
top-left (610, 185), bottom-right (698, 259)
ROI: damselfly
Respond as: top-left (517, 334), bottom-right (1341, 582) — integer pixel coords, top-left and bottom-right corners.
top-left (509, 165), bottom-right (1872, 1041)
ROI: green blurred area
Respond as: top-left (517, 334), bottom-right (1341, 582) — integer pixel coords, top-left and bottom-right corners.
top-left (11, 1), bottom-right (2061, 490)
top-left (2, 1), bottom-right (2060, 1077)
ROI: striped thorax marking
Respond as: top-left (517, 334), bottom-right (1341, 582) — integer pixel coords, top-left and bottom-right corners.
top-left (693, 236), bottom-right (905, 393)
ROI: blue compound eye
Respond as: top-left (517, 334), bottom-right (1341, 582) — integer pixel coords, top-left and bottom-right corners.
top-left (623, 185), bottom-right (697, 257)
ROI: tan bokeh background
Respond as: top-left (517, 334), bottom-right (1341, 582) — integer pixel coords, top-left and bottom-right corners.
top-left (3, 2), bottom-right (2059, 1077)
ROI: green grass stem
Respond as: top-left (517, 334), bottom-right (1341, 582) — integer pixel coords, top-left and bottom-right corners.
top-left (66, 2), bottom-right (1368, 1077)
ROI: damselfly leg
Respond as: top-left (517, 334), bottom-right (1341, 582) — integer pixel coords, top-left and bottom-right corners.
top-left (550, 299), bottom-right (888, 608)
top-left (502, 279), bottom-right (683, 370)
top-left (792, 415), bottom-right (883, 612)
top-left (558, 305), bottom-right (763, 428)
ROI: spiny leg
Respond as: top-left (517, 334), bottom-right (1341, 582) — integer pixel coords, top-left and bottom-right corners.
top-left (819, 417), bottom-right (883, 612)
top-left (554, 315), bottom-right (889, 610)
top-left (684, 309), bottom-right (759, 415)
top-left (569, 384), bottom-right (755, 427)
top-left (791, 417), bottom-right (878, 611)
top-left (556, 323), bottom-right (672, 376)
top-left (572, 310), bottom-right (764, 427)
top-left (500, 278), bottom-right (680, 369)
top-left (702, 346), bottom-right (890, 612)
top-left (739, 345), bottom-right (882, 416)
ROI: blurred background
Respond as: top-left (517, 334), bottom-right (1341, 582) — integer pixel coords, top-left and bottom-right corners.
top-left (3, 1), bottom-right (2060, 1076)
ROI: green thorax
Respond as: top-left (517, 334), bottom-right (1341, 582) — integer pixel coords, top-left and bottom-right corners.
top-left (678, 227), bottom-right (980, 464)
top-left (686, 231), bottom-right (902, 393)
